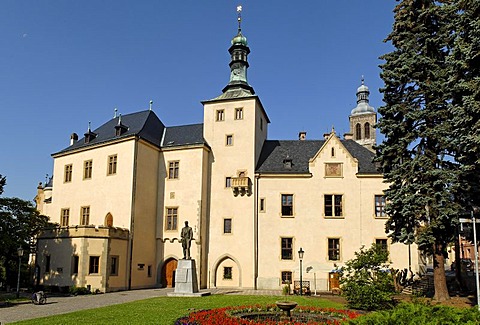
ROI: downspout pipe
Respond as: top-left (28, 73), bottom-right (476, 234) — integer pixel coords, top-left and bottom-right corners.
top-left (128, 138), bottom-right (139, 290)
top-left (254, 174), bottom-right (259, 290)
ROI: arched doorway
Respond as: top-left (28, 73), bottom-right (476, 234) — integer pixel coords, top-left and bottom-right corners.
top-left (212, 254), bottom-right (242, 288)
top-left (161, 258), bottom-right (178, 288)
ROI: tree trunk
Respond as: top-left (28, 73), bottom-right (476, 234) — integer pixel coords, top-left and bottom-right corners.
top-left (433, 243), bottom-right (450, 301)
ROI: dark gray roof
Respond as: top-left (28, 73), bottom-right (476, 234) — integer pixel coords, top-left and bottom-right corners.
top-left (54, 110), bottom-right (165, 155)
top-left (162, 124), bottom-right (205, 148)
top-left (256, 139), bottom-right (380, 175)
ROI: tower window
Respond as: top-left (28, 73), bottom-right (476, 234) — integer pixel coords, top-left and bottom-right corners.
top-left (281, 194), bottom-right (294, 216)
top-left (108, 155), bottom-right (117, 175)
top-left (235, 108), bottom-right (244, 120)
top-left (364, 122), bottom-right (371, 139)
top-left (165, 207), bottom-right (178, 230)
top-left (216, 109), bottom-right (225, 121)
top-left (83, 160), bottom-right (92, 179)
top-left (355, 124), bottom-right (362, 140)
top-left (64, 164), bottom-right (73, 183)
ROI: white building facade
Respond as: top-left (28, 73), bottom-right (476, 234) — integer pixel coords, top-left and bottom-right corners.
top-left (35, 20), bottom-right (419, 293)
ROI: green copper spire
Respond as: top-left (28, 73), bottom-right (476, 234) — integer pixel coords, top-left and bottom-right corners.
top-left (222, 5), bottom-right (255, 94)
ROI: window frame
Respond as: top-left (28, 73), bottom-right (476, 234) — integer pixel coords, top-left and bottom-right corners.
top-left (165, 207), bottom-right (178, 231)
top-left (235, 107), bottom-right (244, 120)
top-left (107, 154), bottom-right (117, 175)
top-left (324, 194), bottom-right (343, 218)
top-left (328, 238), bottom-right (341, 261)
top-left (83, 160), bottom-right (93, 180)
top-left (375, 238), bottom-right (389, 253)
top-left (225, 177), bottom-right (232, 188)
top-left (223, 266), bottom-right (233, 280)
top-left (281, 271), bottom-right (292, 284)
top-left (80, 206), bottom-right (90, 225)
top-left (61, 208), bottom-right (70, 227)
top-left (216, 109), bottom-right (225, 121)
top-left (281, 194), bottom-right (294, 217)
top-left (374, 195), bottom-right (387, 218)
top-left (72, 255), bottom-right (79, 275)
top-left (226, 134), bottom-right (233, 146)
top-left (89, 256), bottom-right (100, 274)
top-left (259, 198), bottom-right (266, 213)
top-left (64, 164), bottom-right (73, 183)
top-left (168, 161), bottom-right (180, 179)
top-left (223, 218), bottom-right (232, 234)
top-left (281, 237), bottom-right (293, 260)
top-left (110, 256), bottom-right (119, 276)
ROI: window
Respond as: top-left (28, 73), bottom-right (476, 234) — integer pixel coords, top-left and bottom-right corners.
top-left (259, 198), bottom-right (266, 212)
top-left (375, 239), bottom-right (388, 253)
top-left (235, 108), bottom-right (243, 120)
top-left (216, 109), bottom-right (225, 121)
top-left (83, 160), bottom-right (92, 179)
top-left (328, 238), bottom-right (340, 261)
top-left (105, 213), bottom-right (113, 227)
top-left (331, 147), bottom-right (335, 157)
top-left (165, 208), bottom-right (178, 230)
top-left (108, 155), bottom-right (117, 175)
top-left (281, 271), bottom-right (292, 284)
top-left (89, 256), bottom-right (100, 274)
top-left (61, 208), bottom-right (70, 226)
top-left (168, 161), bottom-right (179, 179)
top-left (110, 256), bottom-right (119, 276)
top-left (355, 123), bottom-right (361, 140)
top-left (375, 195), bottom-right (386, 218)
top-left (281, 237), bottom-right (293, 260)
top-left (72, 256), bottom-right (79, 274)
top-left (148, 265), bottom-right (152, 277)
top-left (223, 218), bottom-right (232, 234)
top-left (80, 206), bottom-right (90, 225)
top-left (364, 122), bottom-right (371, 139)
top-left (281, 194), bottom-right (293, 216)
top-left (225, 177), bottom-right (232, 188)
top-left (223, 267), bottom-right (232, 280)
top-left (226, 135), bottom-right (233, 146)
top-left (260, 118), bottom-right (263, 131)
top-left (324, 195), bottom-right (343, 217)
top-left (45, 255), bottom-right (51, 272)
top-left (64, 164), bottom-right (73, 182)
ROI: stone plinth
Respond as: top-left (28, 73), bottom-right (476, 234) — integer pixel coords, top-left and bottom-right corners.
top-left (167, 259), bottom-right (210, 297)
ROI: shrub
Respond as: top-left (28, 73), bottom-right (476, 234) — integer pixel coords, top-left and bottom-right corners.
top-left (339, 244), bottom-right (395, 310)
top-left (69, 286), bottom-right (91, 296)
top-left (347, 302), bottom-right (480, 324)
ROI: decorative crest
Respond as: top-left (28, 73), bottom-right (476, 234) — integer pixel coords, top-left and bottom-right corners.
top-left (114, 108), bottom-right (118, 118)
top-left (361, 75), bottom-right (365, 85)
top-left (149, 100), bottom-right (153, 111)
top-left (88, 121), bottom-right (91, 132)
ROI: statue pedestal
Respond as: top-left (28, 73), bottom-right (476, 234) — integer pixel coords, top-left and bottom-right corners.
top-left (167, 259), bottom-right (210, 297)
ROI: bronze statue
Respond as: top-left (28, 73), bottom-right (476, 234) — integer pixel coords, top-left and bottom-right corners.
top-left (181, 221), bottom-right (193, 259)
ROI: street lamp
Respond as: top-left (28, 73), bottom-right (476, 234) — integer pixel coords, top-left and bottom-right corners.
top-left (16, 246), bottom-right (24, 298)
top-left (298, 247), bottom-right (304, 296)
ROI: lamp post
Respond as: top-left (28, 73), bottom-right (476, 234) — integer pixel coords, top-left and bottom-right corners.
top-left (16, 246), bottom-right (24, 299)
top-left (298, 247), bottom-right (304, 296)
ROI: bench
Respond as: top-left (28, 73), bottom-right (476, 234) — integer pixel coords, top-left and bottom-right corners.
top-left (293, 280), bottom-right (311, 295)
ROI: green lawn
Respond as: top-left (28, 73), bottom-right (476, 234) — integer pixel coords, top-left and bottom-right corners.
top-left (12, 295), bottom-right (345, 325)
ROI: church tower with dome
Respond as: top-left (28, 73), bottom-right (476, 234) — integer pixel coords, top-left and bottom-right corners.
top-left (348, 78), bottom-right (377, 151)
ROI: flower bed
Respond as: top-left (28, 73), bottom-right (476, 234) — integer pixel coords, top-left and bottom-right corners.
top-left (174, 304), bottom-right (360, 325)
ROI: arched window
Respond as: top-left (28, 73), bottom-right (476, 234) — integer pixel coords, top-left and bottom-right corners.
top-left (331, 147), bottom-right (335, 157)
top-left (355, 123), bottom-right (362, 140)
top-left (364, 122), bottom-right (371, 139)
top-left (105, 213), bottom-right (113, 227)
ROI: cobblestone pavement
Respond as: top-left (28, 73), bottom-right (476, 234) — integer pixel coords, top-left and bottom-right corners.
top-left (0, 288), bottom-right (283, 324)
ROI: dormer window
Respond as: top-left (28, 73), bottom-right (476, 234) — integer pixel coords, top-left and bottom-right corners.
top-left (283, 156), bottom-right (292, 170)
top-left (115, 115), bottom-right (128, 136)
top-left (84, 122), bottom-right (97, 144)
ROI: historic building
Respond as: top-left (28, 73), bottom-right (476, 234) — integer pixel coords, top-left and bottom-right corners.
top-left (35, 13), bottom-right (418, 293)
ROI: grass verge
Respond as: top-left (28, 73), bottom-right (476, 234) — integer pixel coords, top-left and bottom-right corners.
top-left (12, 295), bottom-right (345, 325)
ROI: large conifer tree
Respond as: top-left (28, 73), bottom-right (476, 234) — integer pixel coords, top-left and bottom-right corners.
top-left (376, 0), bottom-right (456, 301)
top-left (450, 1), bottom-right (480, 208)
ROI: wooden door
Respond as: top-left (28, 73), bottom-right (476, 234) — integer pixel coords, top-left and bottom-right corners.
top-left (162, 259), bottom-right (178, 288)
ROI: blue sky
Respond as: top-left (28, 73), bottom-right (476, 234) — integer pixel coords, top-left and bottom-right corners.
top-left (0, 1), bottom-right (396, 200)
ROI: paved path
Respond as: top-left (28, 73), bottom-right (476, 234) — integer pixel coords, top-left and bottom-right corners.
top-left (0, 288), bottom-right (282, 324)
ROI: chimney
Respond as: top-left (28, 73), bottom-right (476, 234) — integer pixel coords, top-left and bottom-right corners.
top-left (323, 133), bottom-right (331, 140)
top-left (298, 131), bottom-right (306, 141)
top-left (70, 133), bottom-right (78, 146)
